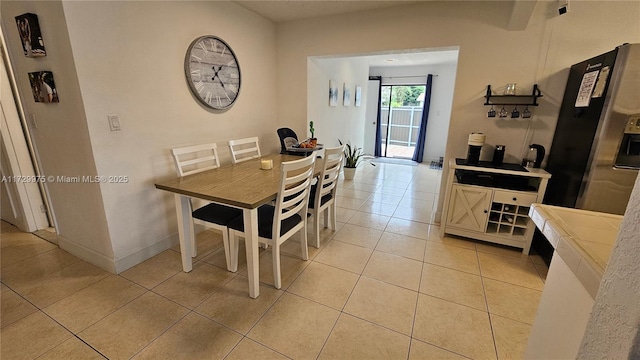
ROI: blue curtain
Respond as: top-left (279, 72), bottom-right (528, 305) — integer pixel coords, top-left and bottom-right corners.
top-left (370, 76), bottom-right (383, 157)
top-left (412, 74), bottom-right (433, 163)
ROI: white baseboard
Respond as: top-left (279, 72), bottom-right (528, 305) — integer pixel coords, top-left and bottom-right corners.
top-left (58, 231), bottom-right (181, 274)
top-left (434, 211), bottom-right (442, 225)
top-left (58, 236), bottom-right (117, 274)
top-left (113, 232), bottom-right (179, 274)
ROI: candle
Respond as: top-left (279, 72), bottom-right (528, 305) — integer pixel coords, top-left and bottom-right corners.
top-left (261, 159), bottom-right (273, 170)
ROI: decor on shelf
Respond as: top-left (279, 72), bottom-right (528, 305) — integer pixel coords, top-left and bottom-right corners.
top-left (484, 84), bottom-right (542, 119)
top-left (355, 86), bottom-right (362, 107)
top-left (343, 83), bottom-right (351, 106)
top-left (329, 80), bottom-right (338, 107)
top-left (28, 71), bottom-right (58, 103)
top-left (15, 13), bottom-right (46, 57)
top-left (339, 139), bottom-right (363, 180)
top-left (184, 35), bottom-right (240, 110)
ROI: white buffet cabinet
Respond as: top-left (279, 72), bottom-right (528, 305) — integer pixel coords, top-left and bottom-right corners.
top-left (440, 158), bottom-right (551, 253)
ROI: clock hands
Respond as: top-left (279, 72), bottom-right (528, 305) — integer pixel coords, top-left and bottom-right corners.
top-left (211, 65), bottom-right (223, 83)
top-left (210, 65), bottom-right (229, 95)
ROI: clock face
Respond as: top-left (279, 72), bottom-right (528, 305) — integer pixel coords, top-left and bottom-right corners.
top-left (184, 36), bottom-right (241, 110)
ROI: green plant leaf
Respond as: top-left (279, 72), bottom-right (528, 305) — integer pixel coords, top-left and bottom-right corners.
top-left (339, 139), bottom-right (363, 168)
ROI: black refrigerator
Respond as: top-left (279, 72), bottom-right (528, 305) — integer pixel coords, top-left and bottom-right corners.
top-left (534, 43), bottom-right (640, 261)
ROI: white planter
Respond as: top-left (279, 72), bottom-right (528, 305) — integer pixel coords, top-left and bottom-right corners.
top-left (343, 167), bottom-right (356, 180)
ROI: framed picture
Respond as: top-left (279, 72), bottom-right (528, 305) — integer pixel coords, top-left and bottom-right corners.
top-left (355, 86), bottom-right (362, 107)
top-left (329, 80), bottom-right (338, 107)
top-left (28, 71), bottom-right (59, 103)
top-left (343, 83), bottom-right (351, 106)
top-left (15, 13), bottom-right (46, 57)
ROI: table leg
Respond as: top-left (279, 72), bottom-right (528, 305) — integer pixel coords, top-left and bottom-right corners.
top-left (174, 194), bottom-right (193, 272)
top-left (244, 208), bottom-right (260, 298)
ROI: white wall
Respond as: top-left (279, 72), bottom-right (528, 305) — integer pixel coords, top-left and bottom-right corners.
top-left (578, 173), bottom-right (640, 359)
top-left (60, 1), bottom-right (278, 271)
top-left (2, 1), bottom-right (279, 272)
top-left (276, 0), bottom-right (640, 216)
top-left (307, 56), bottom-right (369, 149)
top-left (1, 1), bottom-right (114, 269)
top-left (369, 62), bottom-right (458, 162)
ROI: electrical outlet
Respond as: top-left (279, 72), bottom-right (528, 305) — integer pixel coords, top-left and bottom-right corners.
top-left (107, 115), bottom-right (121, 131)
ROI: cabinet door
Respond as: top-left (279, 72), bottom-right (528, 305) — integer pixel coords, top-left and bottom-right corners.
top-left (446, 184), bottom-right (492, 232)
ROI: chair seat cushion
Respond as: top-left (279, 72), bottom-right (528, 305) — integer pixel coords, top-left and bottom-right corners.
top-left (192, 203), bottom-right (243, 225)
top-left (308, 184), bottom-right (333, 209)
top-left (227, 205), bottom-right (303, 239)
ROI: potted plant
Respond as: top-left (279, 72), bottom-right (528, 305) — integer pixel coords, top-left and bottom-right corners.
top-left (309, 121), bottom-right (317, 148)
top-left (339, 139), bottom-right (363, 180)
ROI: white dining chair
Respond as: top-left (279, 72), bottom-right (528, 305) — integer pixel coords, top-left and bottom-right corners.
top-left (308, 145), bottom-right (344, 248)
top-left (171, 143), bottom-right (242, 271)
top-left (227, 152), bottom-right (317, 289)
top-left (228, 137), bottom-right (261, 164)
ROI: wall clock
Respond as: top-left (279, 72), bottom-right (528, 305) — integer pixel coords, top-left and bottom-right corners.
top-left (184, 35), bottom-right (241, 110)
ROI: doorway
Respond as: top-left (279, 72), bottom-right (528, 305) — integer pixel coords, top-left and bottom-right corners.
top-left (1, 33), bottom-right (51, 232)
top-left (379, 85), bottom-right (426, 158)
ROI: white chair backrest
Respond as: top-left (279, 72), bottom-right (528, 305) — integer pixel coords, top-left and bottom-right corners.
top-left (171, 143), bottom-right (221, 177)
top-left (273, 153), bottom-right (317, 239)
top-left (316, 145), bottom-right (344, 203)
top-left (228, 137), bottom-right (261, 163)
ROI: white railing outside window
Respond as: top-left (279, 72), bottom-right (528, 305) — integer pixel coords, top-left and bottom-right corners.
top-left (380, 106), bottom-right (423, 147)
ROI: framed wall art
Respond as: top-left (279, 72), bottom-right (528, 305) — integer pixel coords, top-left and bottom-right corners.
top-left (343, 83), bottom-right (351, 106)
top-left (28, 71), bottom-right (59, 103)
top-left (15, 13), bottom-right (46, 57)
top-left (355, 86), bottom-right (362, 107)
top-left (329, 80), bottom-right (338, 107)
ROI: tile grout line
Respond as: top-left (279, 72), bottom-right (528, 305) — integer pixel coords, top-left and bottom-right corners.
top-left (476, 247), bottom-right (501, 360)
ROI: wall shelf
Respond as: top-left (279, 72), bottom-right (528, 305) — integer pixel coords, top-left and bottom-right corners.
top-left (484, 84), bottom-right (542, 106)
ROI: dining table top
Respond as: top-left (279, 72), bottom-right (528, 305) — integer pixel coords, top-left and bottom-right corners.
top-left (155, 153), bottom-right (321, 209)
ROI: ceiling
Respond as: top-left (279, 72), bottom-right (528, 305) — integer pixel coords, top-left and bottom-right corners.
top-left (366, 49), bottom-right (460, 67)
top-left (233, 0), bottom-right (424, 23)
top-left (233, 1), bottom-right (461, 67)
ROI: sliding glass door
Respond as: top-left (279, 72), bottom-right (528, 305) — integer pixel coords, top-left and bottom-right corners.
top-left (379, 85), bottom-right (426, 158)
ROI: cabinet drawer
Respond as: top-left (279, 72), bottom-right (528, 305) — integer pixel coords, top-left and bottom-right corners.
top-left (493, 190), bottom-right (537, 206)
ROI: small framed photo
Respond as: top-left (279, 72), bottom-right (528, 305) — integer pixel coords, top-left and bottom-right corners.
top-left (329, 80), bottom-right (338, 107)
top-left (15, 13), bottom-right (47, 57)
top-left (28, 71), bottom-right (59, 103)
top-left (355, 86), bottom-right (362, 107)
top-left (343, 83), bottom-right (351, 106)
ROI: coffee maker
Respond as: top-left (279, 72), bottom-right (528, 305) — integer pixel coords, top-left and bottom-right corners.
top-left (466, 133), bottom-right (485, 165)
top-left (522, 144), bottom-right (545, 168)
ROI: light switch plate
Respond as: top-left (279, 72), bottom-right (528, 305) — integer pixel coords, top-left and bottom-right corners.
top-left (107, 115), bottom-right (121, 131)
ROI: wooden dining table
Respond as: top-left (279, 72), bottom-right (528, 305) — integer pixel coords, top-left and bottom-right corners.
top-left (155, 153), bottom-right (320, 298)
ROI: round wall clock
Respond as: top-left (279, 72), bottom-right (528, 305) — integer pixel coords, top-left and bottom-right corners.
top-left (184, 35), bottom-right (241, 110)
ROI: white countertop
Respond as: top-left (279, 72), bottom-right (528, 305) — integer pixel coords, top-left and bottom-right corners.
top-left (529, 204), bottom-right (622, 297)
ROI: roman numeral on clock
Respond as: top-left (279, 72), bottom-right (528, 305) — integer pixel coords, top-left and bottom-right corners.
top-left (195, 80), bottom-right (205, 93)
top-left (198, 42), bottom-right (208, 55)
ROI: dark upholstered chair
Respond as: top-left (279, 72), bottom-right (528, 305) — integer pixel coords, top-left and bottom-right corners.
top-left (277, 128), bottom-right (299, 154)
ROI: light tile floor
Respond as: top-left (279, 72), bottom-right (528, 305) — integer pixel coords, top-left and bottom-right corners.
top-left (0, 162), bottom-right (549, 359)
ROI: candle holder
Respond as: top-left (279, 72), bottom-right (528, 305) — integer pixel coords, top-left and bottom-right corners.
top-left (260, 159), bottom-right (273, 170)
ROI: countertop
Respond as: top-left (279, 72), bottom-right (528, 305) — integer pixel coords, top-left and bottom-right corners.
top-left (452, 158), bottom-right (552, 178)
top-left (529, 204), bottom-right (622, 298)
